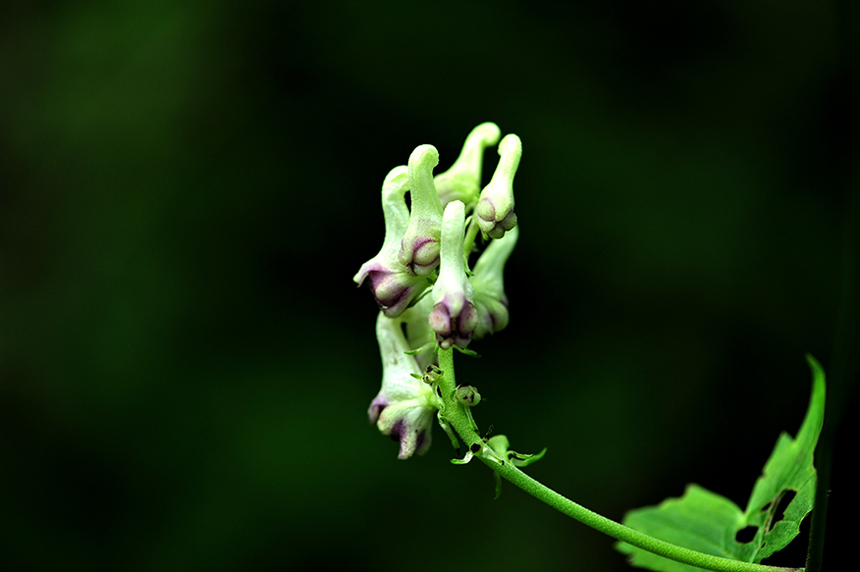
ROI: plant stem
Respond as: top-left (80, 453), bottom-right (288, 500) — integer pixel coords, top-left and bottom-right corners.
top-left (488, 461), bottom-right (800, 572)
top-left (436, 349), bottom-right (802, 572)
top-left (463, 216), bottom-right (480, 263)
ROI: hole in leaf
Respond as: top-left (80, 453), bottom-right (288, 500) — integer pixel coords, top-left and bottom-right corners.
top-left (767, 490), bottom-right (797, 531)
top-left (760, 501), bottom-right (772, 512)
top-left (735, 526), bottom-right (758, 544)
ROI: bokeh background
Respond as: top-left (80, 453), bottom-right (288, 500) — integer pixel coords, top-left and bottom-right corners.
top-left (2, 1), bottom-right (858, 571)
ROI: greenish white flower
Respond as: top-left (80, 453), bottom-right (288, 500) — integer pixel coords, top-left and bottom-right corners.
top-left (398, 145), bottom-right (444, 277)
top-left (434, 122), bottom-right (501, 208)
top-left (368, 312), bottom-right (436, 459)
top-left (428, 200), bottom-right (478, 349)
top-left (470, 226), bottom-right (518, 340)
top-left (475, 134), bottom-right (522, 239)
top-left (354, 166), bottom-right (431, 317)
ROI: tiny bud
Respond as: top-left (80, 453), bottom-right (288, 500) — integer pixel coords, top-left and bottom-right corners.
top-left (422, 364), bottom-right (443, 384)
top-left (455, 384), bottom-right (482, 406)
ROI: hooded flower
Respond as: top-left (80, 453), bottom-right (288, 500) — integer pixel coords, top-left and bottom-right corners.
top-left (398, 145), bottom-right (444, 276)
top-left (428, 200), bottom-right (478, 349)
top-left (434, 122), bottom-right (501, 208)
top-left (470, 226), bottom-right (518, 340)
top-left (368, 312), bottom-right (436, 459)
top-left (354, 166), bottom-right (430, 317)
top-left (475, 134), bottom-right (522, 239)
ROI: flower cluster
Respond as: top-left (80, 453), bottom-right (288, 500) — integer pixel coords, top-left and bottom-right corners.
top-left (355, 123), bottom-right (523, 458)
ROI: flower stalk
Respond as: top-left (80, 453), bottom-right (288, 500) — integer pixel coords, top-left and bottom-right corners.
top-left (435, 349), bottom-right (800, 572)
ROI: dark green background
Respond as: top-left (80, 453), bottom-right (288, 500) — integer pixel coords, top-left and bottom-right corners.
top-left (2, 1), bottom-right (857, 571)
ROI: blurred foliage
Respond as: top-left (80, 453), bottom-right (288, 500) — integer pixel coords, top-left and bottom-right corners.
top-left (0, 1), bottom-right (857, 571)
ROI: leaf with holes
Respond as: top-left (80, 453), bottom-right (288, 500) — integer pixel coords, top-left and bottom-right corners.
top-left (616, 355), bottom-right (825, 572)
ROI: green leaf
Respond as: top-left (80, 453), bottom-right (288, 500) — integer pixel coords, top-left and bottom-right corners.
top-left (487, 434), bottom-right (510, 455)
top-left (616, 355), bottom-right (826, 572)
top-left (453, 345), bottom-right (481, 358)
top-left (508, 447), bottom-right (547, 467)
top-left (485, 434), bottom-right (547, 498)
top-left (618, 484), bottom-right (753, 572)
top-left (743, 355), bottom-right (826, 560)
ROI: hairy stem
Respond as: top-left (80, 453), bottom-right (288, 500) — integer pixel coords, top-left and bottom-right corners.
top-left (436, 349), bottom-right (802, 572)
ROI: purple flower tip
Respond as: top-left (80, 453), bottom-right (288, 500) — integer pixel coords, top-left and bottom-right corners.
top-left (368, 395), bottom-right (389, 423)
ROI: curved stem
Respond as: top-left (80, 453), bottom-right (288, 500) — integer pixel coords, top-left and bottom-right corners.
top-left (436, 349), bottom-right (802, 572)
top-left (486, 462), bottom-right (799, 572)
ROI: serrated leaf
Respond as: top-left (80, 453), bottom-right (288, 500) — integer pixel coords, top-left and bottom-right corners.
top-left (743, 355), bottom-right (825, 560)
top-left (616, 356), bottom-right (825, 572)
top-left (617, 485), bottom-right (755, 572)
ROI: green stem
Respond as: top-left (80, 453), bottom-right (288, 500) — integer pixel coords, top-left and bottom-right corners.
top-left (488, 462), bottom-right (799, 572)
top-left (436, 349), bottom-right (802, 572)
top-left (463, 216), bottom-right (480, 263)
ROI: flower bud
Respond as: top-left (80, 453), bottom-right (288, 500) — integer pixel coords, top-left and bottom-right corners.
top-left (476, 134), bottom-right (522, 239)
top-left (429, 200), bottom-right (478, 349)
top-left (434, 122), bottom-right (501, 208)
top-left (470, 226), bottom-right (518, 340)
top-left (354, 166), bottom-right (430, 317)
top-left (399, 145), bottom-right (444, 276)
top-left (421, 364), bottom-right (443, 385)
top-left (368, 312), bottom-right (436, 459)
top-left (455, 384), bottom-right (481, 406)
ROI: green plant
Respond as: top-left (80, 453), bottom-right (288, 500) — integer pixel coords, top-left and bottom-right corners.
top-left (354, 124), bottom-right (826, 572)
